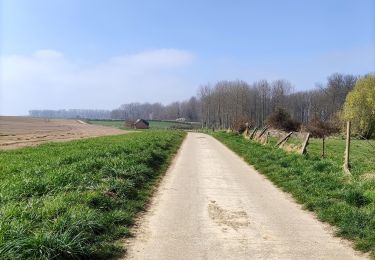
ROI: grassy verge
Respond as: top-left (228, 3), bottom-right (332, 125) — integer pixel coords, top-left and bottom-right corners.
top-left (308, 138), bottom-right (375, 176)
top-left (212, 132), bottom-right (375, 257)
top-left (264, 134), bottom-right (374, 176)
top-left (0, 131), bottom-right (185, 259)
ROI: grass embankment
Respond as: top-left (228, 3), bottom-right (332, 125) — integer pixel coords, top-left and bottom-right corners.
top-left (0, 131), bottom-right (185, 259)
top-left (267, 135), bottom-right (374, 176)
top-left (213, 132), bottom-right (375, 257)
top-left (308, 138), bottom-right (375, 176)
top-left (89, 119), bottom-right (200, 130)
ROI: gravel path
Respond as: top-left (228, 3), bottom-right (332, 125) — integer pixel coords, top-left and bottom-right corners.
top-left (125, 132), bottom-right (367, 260)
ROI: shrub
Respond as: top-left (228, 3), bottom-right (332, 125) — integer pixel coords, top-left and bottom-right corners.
top-left (169, 124), bottom-right (193, 130)
top-left (266, 108), bottom-right (300, 132)
top-left (304, 118), bottom-right (341, 138)
top-left (231, 116), bottom-right (254, 134)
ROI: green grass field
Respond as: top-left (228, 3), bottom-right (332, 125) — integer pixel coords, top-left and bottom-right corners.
top-left (213, 132), bottom-right (375, 257)
top-left (88, 119), bottom-right (201, 130)
top-left (149, 120), bottom-right (183, 129)
top-left (308, 138), bottom-right (375, 177)
top-left (88, 119), bottom-right (126, 129)
top-left (0, 131), bottom-right (185, 259)
top-left (264, 133), bottom-right (374, 177)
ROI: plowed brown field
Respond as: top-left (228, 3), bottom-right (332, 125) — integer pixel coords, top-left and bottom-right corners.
top-left (0, 116), bottom-right (127, 150)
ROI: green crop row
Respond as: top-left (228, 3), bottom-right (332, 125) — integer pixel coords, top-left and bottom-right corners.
top-left (0, 131), bottom-right (185, 259)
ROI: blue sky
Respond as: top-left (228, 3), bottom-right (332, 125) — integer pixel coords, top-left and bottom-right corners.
top-left (1, 0), bottom-right (374, 115)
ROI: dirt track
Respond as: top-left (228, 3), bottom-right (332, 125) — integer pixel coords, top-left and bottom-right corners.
top-left (125, 132), bottom-right (367, 260)
top-left (0, 116), bottom-right (126, 150)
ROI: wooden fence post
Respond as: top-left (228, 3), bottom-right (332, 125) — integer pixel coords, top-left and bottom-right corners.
top-left (243, 127), bottom-right (250, 139)
top-left (300, 133), bottom-right (310, 155)
top-left (249, 127), bottom-right (258, 139)
top-left (321, 136), bottom-right (325, 158)
top-left (257, 126), bottom-right (269, 140)
top-left (264, 131), bottom-right (269, 145)
top-left (343, 121), bottom-right (351, 175)
top-left (242, 122), bottom-right (252, 138)
top-left (275, 132), bottom-right (293, 147)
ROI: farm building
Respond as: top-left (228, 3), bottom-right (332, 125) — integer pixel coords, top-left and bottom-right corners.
top-left (134, 119), bottom-right (149, 129)
top-left (176, 117), bottom-right (186, 122)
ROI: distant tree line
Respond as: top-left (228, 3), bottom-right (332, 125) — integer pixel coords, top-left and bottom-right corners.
top-left (110, 97), bottom-right (200, 121)
top-left (29, 97), bottom-right (200, 122)
top-left (199, 73), bottom-right (358, 129)
top-left (31, 73), bottom-right (374, 137)
top-left (29, 109), bottom-right (112, 119)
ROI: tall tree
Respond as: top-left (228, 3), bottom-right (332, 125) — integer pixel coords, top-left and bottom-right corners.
top-left (343, 74), bottom-right (375, 138)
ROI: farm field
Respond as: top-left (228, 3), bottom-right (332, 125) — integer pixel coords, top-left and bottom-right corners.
top-left (89, 119), bottom-right (201, 130)
top-left (212, 131), bottom-right (375, 257)
top-left (308, 138), bottom-right (375, 176)
top-left (0, 116), bottom-right (126, 150)
top-left (88, 119), bottom-right (126, 129)
top-left (0, 131), bottom-right (185, 259)
top-left (265, 133), bottom-right (375, 177)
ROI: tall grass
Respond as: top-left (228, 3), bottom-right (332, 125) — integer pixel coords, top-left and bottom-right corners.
top-left (308, 138), bottom-right (375, 176)
top-left (213, 132), bottom-right (375, 257)
top-left (0, 131), bottom-right (185, 259)
top-left (258, 134), bottom-right (374, 176)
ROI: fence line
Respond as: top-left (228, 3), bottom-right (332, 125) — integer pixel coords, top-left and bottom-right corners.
top-left (241, 122), bottom-right (357, 176)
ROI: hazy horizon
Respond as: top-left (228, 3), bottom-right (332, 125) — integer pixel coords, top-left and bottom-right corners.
top-left (1, 0), bottom-right (375, 116)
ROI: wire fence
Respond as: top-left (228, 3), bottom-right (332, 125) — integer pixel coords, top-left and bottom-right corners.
top-left (242, 123), bottom-right (374, 177)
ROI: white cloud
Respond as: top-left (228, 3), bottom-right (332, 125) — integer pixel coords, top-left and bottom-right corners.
top-left (111, 49), bottom-right (194, 69)
top-left (0, 49), bottom-right (195, 115)
top-left (33, 49), bottom-right (64, 60)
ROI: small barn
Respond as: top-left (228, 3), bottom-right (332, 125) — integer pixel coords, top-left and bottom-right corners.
top-left (176, 117), bottom-right (186, 122)
top-left (134, 119), bottom-right (149, 129)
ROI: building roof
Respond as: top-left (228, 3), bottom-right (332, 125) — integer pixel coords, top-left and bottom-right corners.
top-left (135, 119), bottom-right (149, 126)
